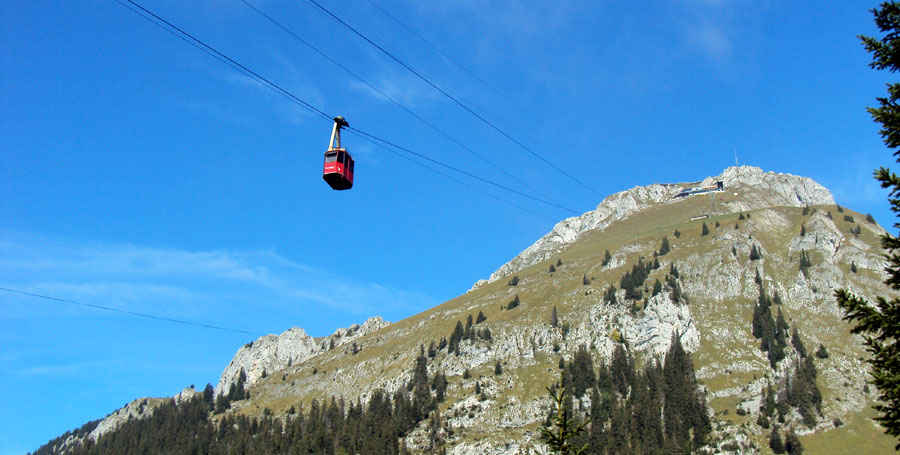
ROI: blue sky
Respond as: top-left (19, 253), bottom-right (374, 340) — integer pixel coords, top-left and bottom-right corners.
top-left (1, 0), bottom-right (895, 452)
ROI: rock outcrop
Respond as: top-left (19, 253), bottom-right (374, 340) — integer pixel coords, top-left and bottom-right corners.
top-left (474, 166), bottom-right (835, 289)
top-left (87, 397), bottom-right (167, 442)
top-left (215, 316), bottom-right (390, 396)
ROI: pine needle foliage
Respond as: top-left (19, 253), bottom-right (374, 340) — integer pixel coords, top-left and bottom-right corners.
top-left (539, 372), bottom-right (588, 455)
top-left (837, 2), bottom-right (900, 446)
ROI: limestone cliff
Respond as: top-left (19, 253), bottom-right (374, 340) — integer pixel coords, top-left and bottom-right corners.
top-left (215, 316), bottom-right (390, 396)
top-left (474, 166), bottom-right (835, 289)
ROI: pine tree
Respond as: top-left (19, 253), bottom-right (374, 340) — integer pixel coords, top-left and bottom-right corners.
top-left (550, 306), bottom-right (559, 328)
top-left (701, 222), bottom-right (710, 236)
top-left (659, 236), bottom-right (671, 256)
top-left (761, 382), bottom-right (777, 419)
top-left (476, 310), bottom-right (487, 324)
top-left (800, 223), bottom-right (806, 236)
top-left (568, 345), bottom-right (596, 397)
top-left (549, 264), bottom-right (556, 273)
top-left (494, 361), bottom-right (503, 375)
top-left (773, 290), bottom-right (784, 306)
top-left (791, 327), bottom-right (808, 358)
top-left (583, 274), bottom-right (591, 285)
top-left (449, 321), bottom-right (464, 355)
top-left (539, 373), bottom-right (588, 455)
top-left (432, 372), bottom-right (448, 403)
top-left (851, 261), bottom-right (858, 273)
top-left (769, 427), bottom-right (786, 454)
top-left (234, 368), bottom-right (247, 401)
top-left (832, 12), bottom-right (900, 426)
top-left (602, 249), bottom-right (611, 266)
top-left (412, 348), bottom-right (433, 420)
top-left (784, 429), bottom-right (804, 455)
top-left (750, 244), bottom-right (761, 261)
top-left (604, 285), bottom-right (617, 305)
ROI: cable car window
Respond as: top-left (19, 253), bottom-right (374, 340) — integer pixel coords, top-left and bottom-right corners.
top-left (325, 151), bottom-right (338, 162)
top-left (349, 159), bottom-right (354, 173)
top-left (337, 151), bottom-right (345, 164)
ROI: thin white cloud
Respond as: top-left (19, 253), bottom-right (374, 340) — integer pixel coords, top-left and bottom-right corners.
top-left (676, 0), bottom-right (750, 64)
top-left (0, 230), bottom-right (437, 322)
top-left (183, 54), bottom-right (325, 127)
top-left (348, 71), bottom-right (439, 109)
top-left (686, 22), bottom-right (732, 62)
top-left (822, 154), bottom-right (891, 212)
top-left (18, 360), bottom-right (117, 378)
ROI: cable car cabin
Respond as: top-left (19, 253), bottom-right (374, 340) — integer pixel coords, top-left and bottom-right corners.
top-left (323, 148), bottom-right (354, 190)
top-left (323, 116), bottom-right (353, 190)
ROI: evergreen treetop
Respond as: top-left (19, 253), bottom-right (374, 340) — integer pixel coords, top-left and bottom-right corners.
top-left (838, 3), bottom-right (900, 445)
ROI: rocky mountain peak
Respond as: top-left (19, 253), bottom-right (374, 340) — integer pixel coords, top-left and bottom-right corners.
top-left (472, 166), bottom-right (835, 290)
top-left (215, 316), bottom-right (389, 396)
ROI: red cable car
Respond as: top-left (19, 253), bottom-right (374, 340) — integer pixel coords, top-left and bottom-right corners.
top-left (323, 116), bottom-right (354, 190)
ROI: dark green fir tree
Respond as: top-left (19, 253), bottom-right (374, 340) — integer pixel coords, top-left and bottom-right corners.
top-left (837, 2), bottom-right (900, 447)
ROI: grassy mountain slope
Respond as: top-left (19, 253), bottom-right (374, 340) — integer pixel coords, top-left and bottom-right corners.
top-left (218, 168), bottom-right (895, 453)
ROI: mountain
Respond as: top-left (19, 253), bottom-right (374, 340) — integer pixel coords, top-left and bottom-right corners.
top-left (33, 166), bottom-right (896, 454)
